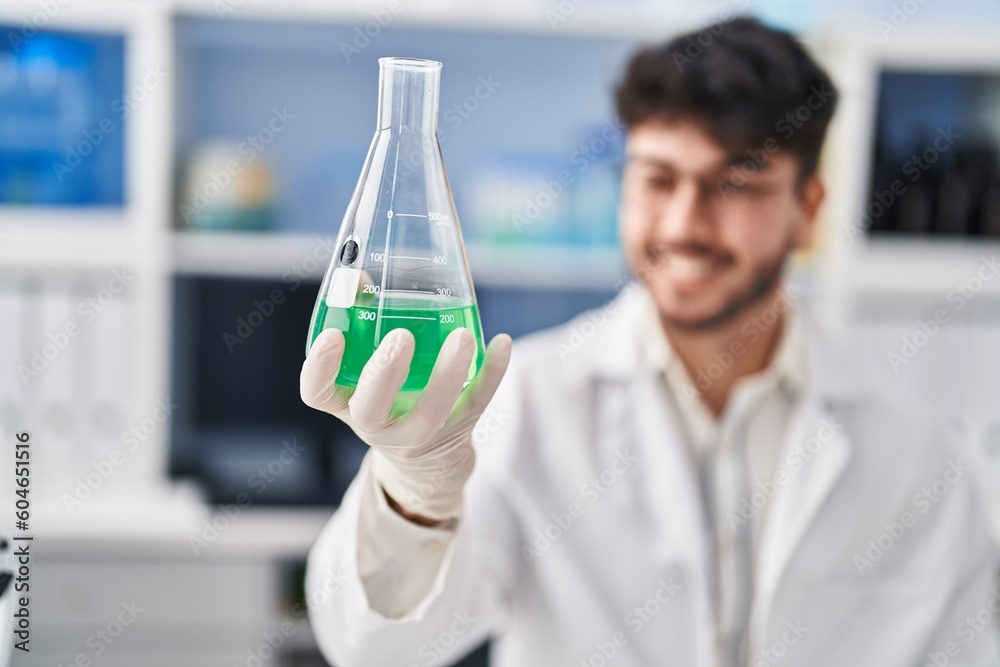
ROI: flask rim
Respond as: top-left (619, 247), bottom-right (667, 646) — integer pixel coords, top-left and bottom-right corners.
top-left (378, 56), bottom-right (442, 71)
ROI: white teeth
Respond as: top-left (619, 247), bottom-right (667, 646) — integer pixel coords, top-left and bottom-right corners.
top-left (665, 254), bottom-right (716, 279)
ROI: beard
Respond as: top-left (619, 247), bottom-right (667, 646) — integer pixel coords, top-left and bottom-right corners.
top-left (650, 240), bottom-right (791, 333)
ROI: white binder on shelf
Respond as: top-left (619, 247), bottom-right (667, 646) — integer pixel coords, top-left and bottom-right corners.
top-left (83, 281), bottom-right (129, 487)
top-left (0, 280), bottom-right (23, 435)
top-left (31, 277), bottom-right (80, 509)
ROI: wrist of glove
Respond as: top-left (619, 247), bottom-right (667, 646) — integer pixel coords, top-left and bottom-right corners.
top-left (371, 443), bottom-right (474, 521)
top-left (301, 325), bottom-right (512, 523)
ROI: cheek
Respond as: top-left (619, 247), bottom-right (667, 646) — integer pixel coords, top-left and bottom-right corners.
top-left (723, 208), bottom-right (797, 265)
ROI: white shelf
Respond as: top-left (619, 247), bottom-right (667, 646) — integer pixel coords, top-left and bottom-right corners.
top-left (170, 0), bottom-right (688, 40)
top-left (0, 216), bottom-right (149, 269)
top-left (173, 230), bottom-right (335, 280)
top-left (850, 236), bottom-right (1000, 296)
top-left (172, 230), bottom-right (628, 289)
top-left (37, 502), bottom-right (332, 560)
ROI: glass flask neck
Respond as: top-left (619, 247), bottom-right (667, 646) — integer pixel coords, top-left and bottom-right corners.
top-left (377, 57), bottom-right (441, 134)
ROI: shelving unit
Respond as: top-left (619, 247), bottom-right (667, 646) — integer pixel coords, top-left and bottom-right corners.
top-left (4, 1), bottom-right (1000, 662)
top-left (2, 0), bottom-right (998, 536)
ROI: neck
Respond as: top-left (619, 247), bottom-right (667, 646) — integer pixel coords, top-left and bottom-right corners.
top-left (659, 284), bottom-right (789, 418)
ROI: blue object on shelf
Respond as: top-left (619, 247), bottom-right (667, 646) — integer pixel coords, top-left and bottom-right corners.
top-left (0, 27), bottom-right (125, 207)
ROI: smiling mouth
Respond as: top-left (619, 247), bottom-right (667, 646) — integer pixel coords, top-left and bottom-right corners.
top-left (664, 253), bottom-right (721, 280)
top-left (647, 247), bottom-right (730, 285)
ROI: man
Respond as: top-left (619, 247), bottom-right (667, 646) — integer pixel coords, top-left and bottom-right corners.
top-left (300, 17), bottom-right (1000, 667)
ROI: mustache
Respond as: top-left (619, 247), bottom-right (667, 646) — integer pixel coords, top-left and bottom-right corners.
top-left (645, 243), bottom-right (734, 266)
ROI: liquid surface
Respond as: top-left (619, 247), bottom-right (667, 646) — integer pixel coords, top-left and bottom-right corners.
top-left (309, 295), bottom-right (485, 391)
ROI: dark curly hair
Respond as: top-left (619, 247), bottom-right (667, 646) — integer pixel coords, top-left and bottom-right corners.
top-left (615, 17), bottom-right (838, 179)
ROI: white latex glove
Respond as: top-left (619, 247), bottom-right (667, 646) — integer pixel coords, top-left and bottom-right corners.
top-left (301, 326), bottom-right (512, 522)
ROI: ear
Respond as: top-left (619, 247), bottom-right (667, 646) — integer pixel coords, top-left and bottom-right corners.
top-left (793, 174), bottom-right (825, 250)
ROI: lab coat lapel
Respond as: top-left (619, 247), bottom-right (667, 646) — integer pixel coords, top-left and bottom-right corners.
top-left (749, 311), bottom-right (857, 649)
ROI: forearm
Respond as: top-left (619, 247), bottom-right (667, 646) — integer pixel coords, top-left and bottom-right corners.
top-left (306, 454), bottom-right (492, 667)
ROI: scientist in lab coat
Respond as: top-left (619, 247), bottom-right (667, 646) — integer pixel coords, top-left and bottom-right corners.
top-left (300, 17), bottom-right (1000, 667)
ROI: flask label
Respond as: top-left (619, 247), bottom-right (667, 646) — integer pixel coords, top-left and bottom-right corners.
top-left (326, 268), bottom-right (361, 309)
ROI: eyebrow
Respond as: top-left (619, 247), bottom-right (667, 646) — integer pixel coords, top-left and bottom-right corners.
top-left (626, 152), bottom-right (774, 175)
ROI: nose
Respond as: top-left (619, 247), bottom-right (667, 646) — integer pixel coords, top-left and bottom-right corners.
top-left (655, 178), bottom-right (714, 243)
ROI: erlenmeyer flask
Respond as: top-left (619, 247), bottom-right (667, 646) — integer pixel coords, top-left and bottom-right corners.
top-left (307, 57), bottom-right (486, 394)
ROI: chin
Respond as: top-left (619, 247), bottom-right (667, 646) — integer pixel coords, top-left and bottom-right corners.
top-left (649, 292), bottom-right (734, 331)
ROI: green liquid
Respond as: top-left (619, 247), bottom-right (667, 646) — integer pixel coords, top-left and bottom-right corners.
top-left (308, 296), bottom-right (485, 392)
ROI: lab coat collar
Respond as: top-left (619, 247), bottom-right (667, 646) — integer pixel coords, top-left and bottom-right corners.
top-left (584, 281), bottom-right (868, 405)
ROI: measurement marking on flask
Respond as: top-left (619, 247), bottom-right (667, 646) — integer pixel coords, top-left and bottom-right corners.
top-left (393, 213), bottom-right (427, 218)
top-left (383, 288), bottom-right (438, 294)
top-left (380, 315), bottom-right (437, 320)
top-left (388, 255), bottom-right (431, 260)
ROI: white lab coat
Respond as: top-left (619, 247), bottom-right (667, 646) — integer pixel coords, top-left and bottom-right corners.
top-left (307, 283), bottom-right (1000, 667)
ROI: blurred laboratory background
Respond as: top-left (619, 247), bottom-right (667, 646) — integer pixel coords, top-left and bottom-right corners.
top-left (1, 0), bottom-right (1000, 665)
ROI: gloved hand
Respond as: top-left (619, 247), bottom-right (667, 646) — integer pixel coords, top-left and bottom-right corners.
top-left (300, 326), bottom-right (512, 522)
